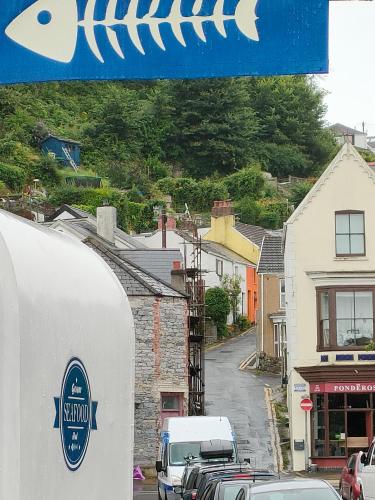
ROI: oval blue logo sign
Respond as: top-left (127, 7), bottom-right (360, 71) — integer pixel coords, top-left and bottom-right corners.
top-left (53, 358), bottom-right (98, 471)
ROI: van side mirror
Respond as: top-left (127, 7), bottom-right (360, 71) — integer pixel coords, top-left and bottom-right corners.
top-left (361, 454), bottom-right (368, 465)
top-left (155, 460), bottom-right (163, 473)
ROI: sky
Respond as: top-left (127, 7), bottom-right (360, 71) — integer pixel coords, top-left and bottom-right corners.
top-left (320, 1), bottom-right (375, 136)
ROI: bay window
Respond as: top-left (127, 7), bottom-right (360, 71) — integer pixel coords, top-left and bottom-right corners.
top-left (317, 287), bottom-right (375, 350)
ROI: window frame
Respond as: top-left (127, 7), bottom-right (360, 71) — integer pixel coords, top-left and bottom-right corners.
top-left (280, 278), bottom-right (286, 309)
top-left (216, 259), bottom-right (223, 277)
top-left (317, 286), bottom-right (375, 351)
top-left (335, 210), bottom-right (366, 257)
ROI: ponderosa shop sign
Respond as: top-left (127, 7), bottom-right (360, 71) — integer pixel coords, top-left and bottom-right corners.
top-left (311, 382), bottom-right (375, 394)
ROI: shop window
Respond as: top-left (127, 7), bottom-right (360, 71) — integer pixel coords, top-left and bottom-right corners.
top-left (328, 394), bottom-right (345, 410)
top-left (317, 287), bottom-right (375, 350)
top-left (347, 393), bottom-right (370, 409)
top-left (329, 412), bottom-right (346, 456)
top-left (335, 211), bottom-right (365, 256)
top-left (313, 393), bottom-right (325, 411)
top-left (312, 411), bottom-right (325, 457)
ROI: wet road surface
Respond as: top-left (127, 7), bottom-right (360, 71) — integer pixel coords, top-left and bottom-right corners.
top-left (205, 330), bottom-right (279, 469)
top-left (133, 330), bottom-right (280, 498)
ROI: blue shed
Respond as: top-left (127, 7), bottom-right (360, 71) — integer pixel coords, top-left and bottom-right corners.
top-left (41, 134), bottom-right (81, 170)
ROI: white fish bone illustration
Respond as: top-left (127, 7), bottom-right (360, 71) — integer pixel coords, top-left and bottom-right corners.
top-left (5, 0), bottom-right (259, 64)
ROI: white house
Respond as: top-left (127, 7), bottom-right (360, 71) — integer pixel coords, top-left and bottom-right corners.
top-left (285, 143), bottom-right (375, 471)
top-left (330, 123), bottom-right (368, 150)
top-left (135, 228), bottom-right (252, 321)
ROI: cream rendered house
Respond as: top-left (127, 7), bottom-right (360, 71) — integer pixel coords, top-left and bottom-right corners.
top-left (285, 143), bottom-right (375, 471)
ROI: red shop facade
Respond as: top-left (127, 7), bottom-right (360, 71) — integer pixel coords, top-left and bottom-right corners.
top-left (297, 366), bottom-right (375, 468)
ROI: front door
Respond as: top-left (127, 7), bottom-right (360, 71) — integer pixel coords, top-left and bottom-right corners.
top-left (347, 411), bottom-right (371, 456)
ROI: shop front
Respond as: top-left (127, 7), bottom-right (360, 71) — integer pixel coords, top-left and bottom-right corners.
top-left (296, 366), bottom-right (375, 469)
top-left (310, 382), bottom-right (375, 468)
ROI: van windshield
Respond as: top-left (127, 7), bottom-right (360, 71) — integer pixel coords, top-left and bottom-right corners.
top-left (169, 442), bottom-right (235, 466)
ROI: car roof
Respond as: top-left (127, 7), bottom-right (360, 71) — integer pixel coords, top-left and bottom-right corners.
top-left (249, 479), bottom-right (334, 492)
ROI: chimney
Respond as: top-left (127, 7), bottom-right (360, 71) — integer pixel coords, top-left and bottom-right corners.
top-left (96, 206), bottom-right (117, 243)
top-left (211, 200), bottom-right (234, 218)
top-left (157, 215), bottom-right (176, 231)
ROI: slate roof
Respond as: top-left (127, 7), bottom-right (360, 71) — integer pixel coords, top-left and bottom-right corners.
top-left (118, 249), bottom-right (182, 284)
top-left (234, 222), bottom-right (268, 248)
top-left (48, 205), bottom-right (146, 249)
top-left (86, 238), bottom-right (187, 298)
top-left (330, 123), bottom-right (366, 136)
top-left (257, 231), bottom-right (284, 274)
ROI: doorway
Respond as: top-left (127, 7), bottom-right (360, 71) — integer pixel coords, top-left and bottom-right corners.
top-left (347, 411), bottom-right (371, 455)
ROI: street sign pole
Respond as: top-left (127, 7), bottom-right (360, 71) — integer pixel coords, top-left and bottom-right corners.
top-left (304, 410), bottom-right (309, 472)
top-left (300, 397), bottom-right (313, 471)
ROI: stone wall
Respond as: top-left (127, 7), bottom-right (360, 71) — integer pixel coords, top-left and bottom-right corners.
top-left (131, 296), bottom-right (189, 468)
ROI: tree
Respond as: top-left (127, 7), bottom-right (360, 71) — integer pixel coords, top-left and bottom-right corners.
top-left (205, 287), bottom-right (230, 338)
top-left (221, 274), bottom-right (242, 324)
top-left (164, 78), bottom-right (260, 177)
top-left (289, 180), bottom-right (315, 208)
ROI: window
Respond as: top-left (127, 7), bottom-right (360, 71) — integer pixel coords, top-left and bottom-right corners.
top-left (280, 278), bottom-right (286, 309)
top-left (235, 266), bottom-right (239, 276)
top-left (336, 211), bottom-right (365, 256)
top-left (317, 287), bottom-right (375, 350)
top-left (216, 259), bottom-right (223, 277)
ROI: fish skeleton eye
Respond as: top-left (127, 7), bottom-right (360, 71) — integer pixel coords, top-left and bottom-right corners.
top-left (37, 10), bottom-right (52, 25)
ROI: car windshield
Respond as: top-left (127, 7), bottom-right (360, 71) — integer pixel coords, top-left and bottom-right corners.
top-left (251, 487), bottom-right (338, 500)
top-left (169, 442), bottom-right (235, 466)
top-left (169, 442), bottom-right (202, 465)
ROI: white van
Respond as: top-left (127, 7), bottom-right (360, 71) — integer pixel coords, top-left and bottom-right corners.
top-left (361, 438), bottom-right (375, 500)
top-left (156, 416), bottom-right (238, 500)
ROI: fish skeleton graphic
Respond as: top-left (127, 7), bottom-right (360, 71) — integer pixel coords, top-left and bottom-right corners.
top-left (5, 0), bottom-right (259, 64)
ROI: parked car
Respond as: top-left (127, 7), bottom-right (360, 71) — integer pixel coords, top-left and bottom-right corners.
top-left (339, 452), bottom-right (364, 500)
top-left (195, 468), bottom-right (275, 499)
top-left (360, 438), bottom-right (375, 500)
top-left (228, 479), bottom-right (340, 500)
top-left (156, 417), bottom-right (238, 499)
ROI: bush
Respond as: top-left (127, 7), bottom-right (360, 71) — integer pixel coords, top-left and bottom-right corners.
top-left (236, 315), bottom-right (251, 331)
top-left (0, 162), bottom-right (26, 191)
top-left (289, 180), bottom-right (314, 208)
top-left (205, 287), bottom-right (230, 338)
top-left (27, 156), bottom-right (61, 187)
top-left (235, 197), bottom-right (261, 225)
top-left (224, 165), bottom-right (265, 201)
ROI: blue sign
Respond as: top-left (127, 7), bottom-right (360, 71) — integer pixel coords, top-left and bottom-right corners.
top-left (54, 358), bottom-right (98, 471)
top-left (0, 0), bottom-right (328, 83)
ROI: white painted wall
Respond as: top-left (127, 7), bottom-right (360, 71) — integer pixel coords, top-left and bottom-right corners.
top-left (136, 230), bottom-right (248, 319)
top-left (0, 210), bottom-right (135, 500)
top-left (285, 145), bottom-right (375, 470)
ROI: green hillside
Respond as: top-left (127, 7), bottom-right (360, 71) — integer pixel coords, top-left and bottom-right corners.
top-left (0, 77), bottom-right (338, 231)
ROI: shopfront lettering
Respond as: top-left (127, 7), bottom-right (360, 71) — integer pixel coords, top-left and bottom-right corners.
top-left (310, 381), bottom-right (375, 393)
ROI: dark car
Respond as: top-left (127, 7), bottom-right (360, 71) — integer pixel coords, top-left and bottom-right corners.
top-left (222, 478), bottom-right (341, 500)
top-left (195, 468), bottom-right (275, 500)
top-left (339, 452), bottom-right (364, 500)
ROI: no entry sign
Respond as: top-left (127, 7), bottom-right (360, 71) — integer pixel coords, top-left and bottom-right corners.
top-left (0, 0), bottom-right (329, 84)
top-left (300, 398), bottom-right (313, 412)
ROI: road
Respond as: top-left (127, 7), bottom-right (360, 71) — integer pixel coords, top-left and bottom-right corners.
top-left (133, 330), bottom-right (279, 498)
top-left (205, 330), bottom-right (279, 468)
